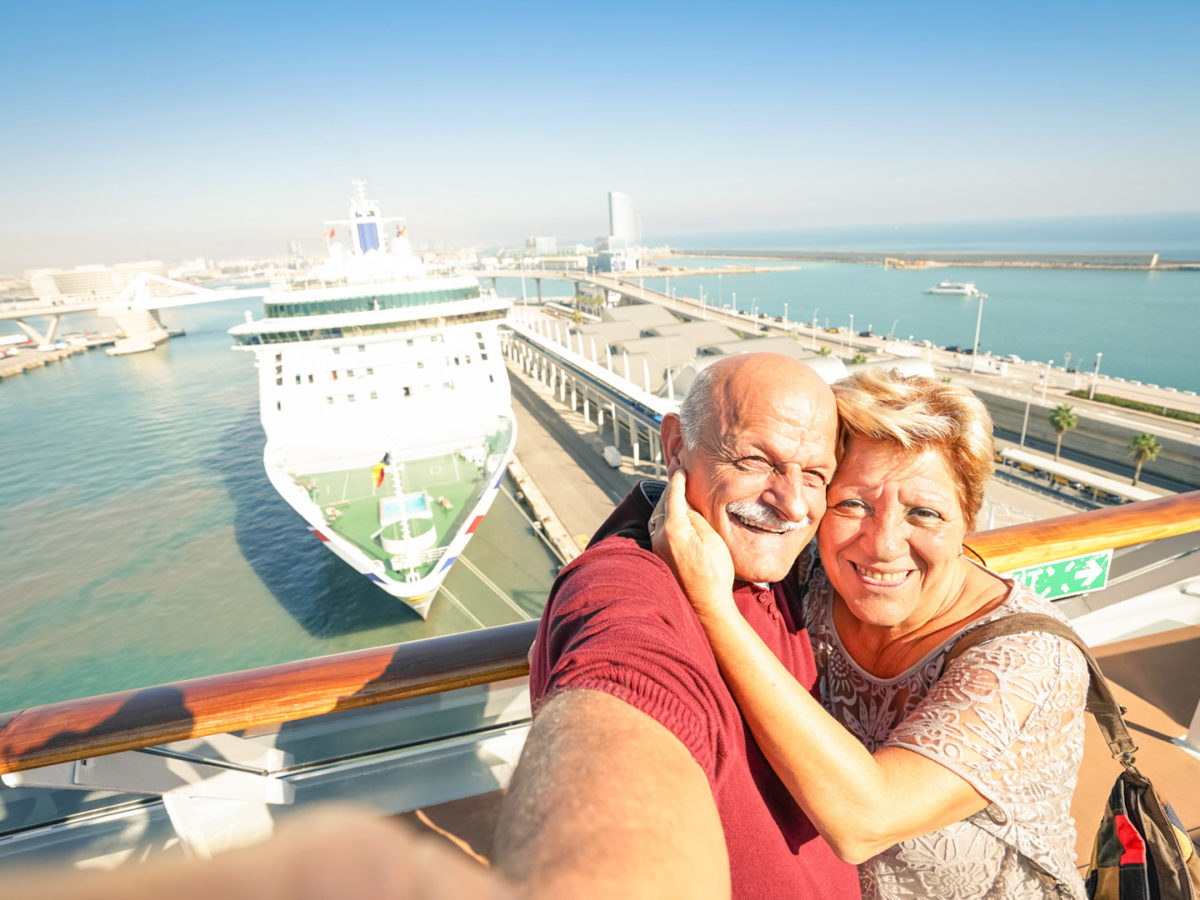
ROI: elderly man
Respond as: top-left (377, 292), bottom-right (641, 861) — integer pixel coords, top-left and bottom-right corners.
top-left (494, 353), bottom-right (858, 899)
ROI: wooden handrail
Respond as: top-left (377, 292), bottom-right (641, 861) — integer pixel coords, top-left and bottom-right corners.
top-left (968, 489), bottom-right (1200, 572)
top-left (0, 620), bottom-right (538, 776)
top-left (2, 491), bottom-right (1198, 776)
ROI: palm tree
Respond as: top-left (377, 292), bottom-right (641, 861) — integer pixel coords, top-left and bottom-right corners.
top-left (1049, 404), bottom-right (1078, 460)
top-left (1128, 432), bottom-right (1162, 486)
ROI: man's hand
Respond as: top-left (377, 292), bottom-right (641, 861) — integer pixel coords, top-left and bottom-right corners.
top-left (6, 805), bottom-right (515, 900)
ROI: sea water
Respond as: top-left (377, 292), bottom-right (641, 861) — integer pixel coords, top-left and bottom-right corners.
top-left (492, 233), bottom-right (1199, 392)
top-left (0, 299), bottom-right (559, 711)
top-left (642, 260), bottom-right (1199, 393)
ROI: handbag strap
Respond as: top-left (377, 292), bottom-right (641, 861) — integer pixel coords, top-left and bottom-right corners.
top-left (944, 612), bottom-right (1138, 763)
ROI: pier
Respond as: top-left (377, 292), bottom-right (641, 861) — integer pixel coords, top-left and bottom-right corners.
top-left (0, 334), bottom-right (120, 380)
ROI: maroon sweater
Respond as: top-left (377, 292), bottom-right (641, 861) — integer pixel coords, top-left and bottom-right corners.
top-left (530, 482), bottom-right (859, 899)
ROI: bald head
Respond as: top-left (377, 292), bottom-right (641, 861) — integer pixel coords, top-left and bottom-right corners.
top-left (679, 353), bottom-right (835, 453)
top-left (664, 353), bottom-right (838, 582)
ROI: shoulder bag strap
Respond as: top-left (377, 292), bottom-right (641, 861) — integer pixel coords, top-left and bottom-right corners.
top-left (944, 612), bottom-right (1138, 762)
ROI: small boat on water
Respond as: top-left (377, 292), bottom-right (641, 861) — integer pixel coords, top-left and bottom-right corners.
top-left (925, 281), bottom-right (980, 296)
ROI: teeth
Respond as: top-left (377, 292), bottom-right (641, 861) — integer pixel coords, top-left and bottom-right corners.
top-left (733, 513), bottom-right (784, 535)
top-left (856, 565), bottom-right (908, 583)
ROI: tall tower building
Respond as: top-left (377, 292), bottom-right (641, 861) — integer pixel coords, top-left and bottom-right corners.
top-left (608, 191), bottom-right (638, 244)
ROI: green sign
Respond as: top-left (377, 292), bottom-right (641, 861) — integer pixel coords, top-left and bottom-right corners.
top-left (1007, 549), bottom-right (1113, 599)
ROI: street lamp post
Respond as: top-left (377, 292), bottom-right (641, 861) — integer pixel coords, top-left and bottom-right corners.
top-left (1022, 372), bottom-right (1049, 447)
top-left (847, 314), bottom-right (854, 355)
top-left (1089, 352), bottom-right (1103, 400)
top-left (970, 294), bottom-right (985, 374)
top-left (783, 302), bottom-right (788, 324)
top-left (811, 307), bottom-right (819, 350)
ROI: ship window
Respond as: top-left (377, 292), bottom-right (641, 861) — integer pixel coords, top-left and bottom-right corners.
top-left (275, 377), bottom-right (283, 386)
top-left (476, 332), bottom-right (482, 339)
top-left (403, 386), bottom-right (411, 397)
top-left (454, 357), bottom-right (460, 365)
top-left (295, 375), bottom-right (301, 384)
top-left (326, 396), bottom-right (334, 404)
top-left (481, 353), bottom-right (488, 361)
top-left (417, 361), bottom-right (424, 369)
top-left (331, 371), bottom-right (338, 381)
top-left (308, 374), bottom-right (314, 383)
top-left (406, 339), bottom-right (414, 347)
top-left (366, 367), bottom-right (374, 375)
top-left (347, 369), bottom-right (355, 377)
top-left (443, 380), bottom-right (454, 389)
top-left (478, 342), bottom-right (486, 350)
top-left (370, 391), bottom-right (378, 400)
top-left (348, 394), bottom-right (356, 402)
top-left (489, 374), bottom-right (494, 383)
top-left (276, 401), bottom-right (281, 410)
top-left (333, 346), bottom-right (340, 355)
top-left (357, 344), bottom-right (366, 352)
top-left (465, 355), bottom-right (471, 364)
top-left (275, 353), bottom-right (282, 363)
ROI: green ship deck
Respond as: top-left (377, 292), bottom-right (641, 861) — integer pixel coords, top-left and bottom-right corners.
top-left (301, 452), bottom-right (486, 581)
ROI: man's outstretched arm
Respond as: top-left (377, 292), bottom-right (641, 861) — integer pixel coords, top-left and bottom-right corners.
top-left (493, 689), bottom-right (730, 899)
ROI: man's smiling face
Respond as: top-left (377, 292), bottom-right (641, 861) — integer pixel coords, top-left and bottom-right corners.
top-left (668, 355), bottom-right (838, 584)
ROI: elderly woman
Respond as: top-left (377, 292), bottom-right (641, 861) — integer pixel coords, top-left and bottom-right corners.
top-left (653, 367), bottom-right (1089, 899)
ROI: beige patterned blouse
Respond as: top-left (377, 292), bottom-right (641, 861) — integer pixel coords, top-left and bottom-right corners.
top-left (802, 556), bottom-right (1089, 899)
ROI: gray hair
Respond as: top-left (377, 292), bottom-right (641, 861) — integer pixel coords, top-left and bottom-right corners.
top-left (678, 362), bottom-right (720, 450)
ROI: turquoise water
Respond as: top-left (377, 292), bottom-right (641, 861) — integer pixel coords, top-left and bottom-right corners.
top-left (651, 261), bottom-right (1199, 393)
top-left (2, 244), bottom-right (1196, 710)
top-left (492, 257), bottom-right (1199, 392)
top-left (0, 299), bottom-right (559, 711)
top-left (653, 211), bottom-right (1200, 258)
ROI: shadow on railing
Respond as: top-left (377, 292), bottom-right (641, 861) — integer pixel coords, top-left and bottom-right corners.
top-left (2, 491), bottom-right (1198, 777)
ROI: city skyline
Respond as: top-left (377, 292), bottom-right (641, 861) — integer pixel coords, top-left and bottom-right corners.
top-left (3, 0), bottom-right (1198, 272)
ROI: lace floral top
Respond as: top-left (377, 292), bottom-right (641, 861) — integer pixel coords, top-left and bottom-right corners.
top-left (802, 555), bottom-right (1090, 899)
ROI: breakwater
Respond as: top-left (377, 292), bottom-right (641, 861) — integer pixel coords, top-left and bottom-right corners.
top-left (669, 248), bottom-right (1199, 270)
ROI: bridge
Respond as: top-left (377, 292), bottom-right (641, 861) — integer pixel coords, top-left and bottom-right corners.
top-left (0, 274), bottom-right (264, 348)
top-left (474, 266), bottom-right (807, 339)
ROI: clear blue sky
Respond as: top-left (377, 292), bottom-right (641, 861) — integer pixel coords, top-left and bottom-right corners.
top-left (2, 0), bottom-right (1197, 271)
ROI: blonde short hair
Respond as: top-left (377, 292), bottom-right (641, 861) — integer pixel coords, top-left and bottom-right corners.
top-left (832, 368), bottom-right (994, 532)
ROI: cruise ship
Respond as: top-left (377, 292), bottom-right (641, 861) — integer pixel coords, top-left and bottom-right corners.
top-left (228, 183), bottom-right (517, 618)
top-left (924, 281), bottom-right (981, 295)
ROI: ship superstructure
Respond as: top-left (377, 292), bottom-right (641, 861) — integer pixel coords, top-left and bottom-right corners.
top-left (230, 183), bottom-right (516, 617)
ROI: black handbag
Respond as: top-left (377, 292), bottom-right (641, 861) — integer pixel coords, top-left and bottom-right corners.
top-left (946, 612), bottom-right (1200, 899)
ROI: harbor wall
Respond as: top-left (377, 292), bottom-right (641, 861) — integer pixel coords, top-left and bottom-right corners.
top-left (974, 387), bottom-right (1200, 489)
top-left (670, 248), bottom-right (1199, 269)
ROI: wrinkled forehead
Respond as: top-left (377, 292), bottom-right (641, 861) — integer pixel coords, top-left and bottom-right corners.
top-left (712, 376), bottom-right (836, 451)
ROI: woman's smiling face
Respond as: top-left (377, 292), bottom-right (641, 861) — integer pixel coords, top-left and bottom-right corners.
top-left (817, 438), bottom-right (969, 632)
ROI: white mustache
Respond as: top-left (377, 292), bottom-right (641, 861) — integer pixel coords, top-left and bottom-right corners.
top-left (726, 501), bottom-right (811, 533)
